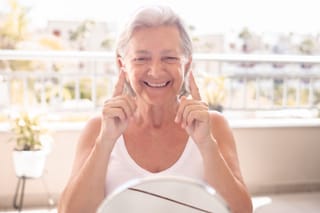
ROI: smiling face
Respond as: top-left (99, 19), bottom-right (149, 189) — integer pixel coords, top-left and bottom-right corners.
top-left (120, 25), bottom-right (191, 105)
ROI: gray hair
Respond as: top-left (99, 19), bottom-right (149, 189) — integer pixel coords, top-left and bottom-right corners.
top-left (116, 5), bottom-right (193, 58)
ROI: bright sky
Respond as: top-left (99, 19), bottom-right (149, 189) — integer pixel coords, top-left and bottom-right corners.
top-left (2, 0), bottom-right (320, 34)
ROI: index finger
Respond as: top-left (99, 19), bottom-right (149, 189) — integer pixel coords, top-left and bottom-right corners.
top-left (112, 69), bottom-right (126, 97)
top-left (189, 71), bottom-right (201, 100)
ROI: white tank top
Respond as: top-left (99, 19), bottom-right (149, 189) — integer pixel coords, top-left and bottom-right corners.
top-left (105, 135), bottom-right (204, 196)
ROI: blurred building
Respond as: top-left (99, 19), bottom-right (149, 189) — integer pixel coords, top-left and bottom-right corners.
top-left (46, 20), bottom-right (116, 51)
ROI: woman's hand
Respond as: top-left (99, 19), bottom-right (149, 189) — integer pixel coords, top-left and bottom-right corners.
top-left (98, 70), bottom-right (136, 144)
top-left (175, 71), bottom-right (214, 146)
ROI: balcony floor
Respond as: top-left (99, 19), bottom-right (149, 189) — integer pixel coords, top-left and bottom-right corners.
top-left (253, 191), bottom-right (320, 213)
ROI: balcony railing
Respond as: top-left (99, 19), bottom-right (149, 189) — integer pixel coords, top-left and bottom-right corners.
top-left (0, 50), bottom-right (319, 120)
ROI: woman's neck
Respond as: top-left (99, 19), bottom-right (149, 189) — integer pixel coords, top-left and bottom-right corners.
top-left (135, 98), bottom-right (179, 128)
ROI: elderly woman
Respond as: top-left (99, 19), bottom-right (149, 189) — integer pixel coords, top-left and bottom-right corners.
top-left (58, 5), bottom-right (252, 213)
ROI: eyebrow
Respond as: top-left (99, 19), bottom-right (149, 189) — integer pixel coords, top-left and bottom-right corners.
top-left (133, 50), bottom-right (151, 55)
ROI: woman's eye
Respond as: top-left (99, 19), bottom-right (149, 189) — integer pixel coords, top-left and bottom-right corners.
top-left (133, 57), bottom-right (150, 64)
top-left (163, 56), bottom-right (180, 64)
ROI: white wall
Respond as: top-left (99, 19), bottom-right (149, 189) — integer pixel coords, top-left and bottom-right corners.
top-left (0, 125), bottom-right (320, 209)
top-left (234, 126), bottom-right (320, 193)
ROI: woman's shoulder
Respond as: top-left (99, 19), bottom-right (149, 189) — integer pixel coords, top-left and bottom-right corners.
top-left (80, 115), bottom-right (102, 138)
top-left (209, 110), bottom-right (229, 126)
top-left (86, 115), bottom-right (102, 127)
top-left (209, 110), bottom-right (233, 138)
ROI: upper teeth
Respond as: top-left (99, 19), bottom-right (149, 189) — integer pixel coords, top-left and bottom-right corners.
top-left (146, 82), bottom-right (167, 88)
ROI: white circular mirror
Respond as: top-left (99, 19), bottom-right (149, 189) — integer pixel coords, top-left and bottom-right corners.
top-left (97, 176), bottom-right (230, 213)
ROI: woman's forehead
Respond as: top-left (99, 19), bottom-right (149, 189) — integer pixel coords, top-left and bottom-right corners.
top-left (132, 26), bottom-right (180, 42)
top-left (130, 49), bottom-right (181, 55)
top-left (126, 26), bottom-right (183, 53)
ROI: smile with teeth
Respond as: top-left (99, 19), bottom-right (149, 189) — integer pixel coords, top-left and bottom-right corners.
top-left (144, 81), bottom-right (170, 88)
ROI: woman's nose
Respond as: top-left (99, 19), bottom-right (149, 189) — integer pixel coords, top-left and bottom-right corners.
top-left (147, 59), bottom-right (163, 76)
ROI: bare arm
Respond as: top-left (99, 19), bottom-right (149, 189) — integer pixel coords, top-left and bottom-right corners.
top-left (199, 112), bottom-right (253, 213)
top-left (176, 71), bottom-right (252, 213)
top-left (58, 117), bottom-right (113, 213)
top-left (58, 70), bottom-right (136, 213)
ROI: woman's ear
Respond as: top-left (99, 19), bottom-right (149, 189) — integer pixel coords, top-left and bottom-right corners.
top-left (116, 55), bottom-right (135, 96)
top-left (116, 54), bottom-right (125, 71)
top-left (184, 57), bottom-right (192, 73)
top-left (178, 58), bottom-right (192, 98)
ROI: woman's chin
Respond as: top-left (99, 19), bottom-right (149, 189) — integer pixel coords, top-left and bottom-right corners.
top-left (142, 93), bottom-right (177, 106)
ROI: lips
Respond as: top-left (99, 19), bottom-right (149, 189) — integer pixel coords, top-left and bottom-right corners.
top-left (143, 81), bottom-right (171, 88)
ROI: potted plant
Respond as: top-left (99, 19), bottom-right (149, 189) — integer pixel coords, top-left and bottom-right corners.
top-left (202, 76), bottom-right (227, 112)
top-left (10, 112), bottom-right (53, 178)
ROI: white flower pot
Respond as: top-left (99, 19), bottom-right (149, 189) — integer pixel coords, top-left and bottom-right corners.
top-left (12, 150), bottom-right (47, 178)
